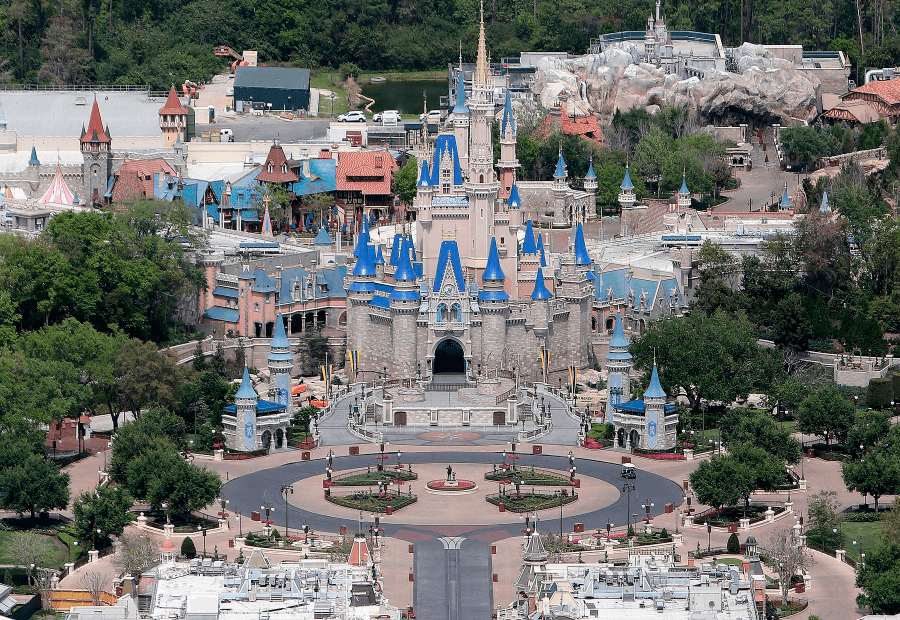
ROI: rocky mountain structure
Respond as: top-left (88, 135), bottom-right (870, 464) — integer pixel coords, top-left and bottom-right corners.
top-left (533, 43), bottom-right (820, 126)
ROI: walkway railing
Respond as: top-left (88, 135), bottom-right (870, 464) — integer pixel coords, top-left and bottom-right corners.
top-left (425, 381), bottom-right (469, 392)
top-left (495, 387), bottom-right (516, 404)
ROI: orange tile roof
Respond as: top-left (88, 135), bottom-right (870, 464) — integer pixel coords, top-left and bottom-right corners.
top-left (847, 79), bottom-right (900, 105)
top-left (158, 85), bottom-right (188, 116)
top-left (110, 158), bottom-right (176, 204)
top-left (537, 106), bottom-right (605, 146)
top-left (336, 150), bottom-right (397, 196)
top-left (81, 100), bottom-right (110, 144)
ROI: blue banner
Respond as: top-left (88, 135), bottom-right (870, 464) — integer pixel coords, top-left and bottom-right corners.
top-left (647, 409), bottom-right (659, 449)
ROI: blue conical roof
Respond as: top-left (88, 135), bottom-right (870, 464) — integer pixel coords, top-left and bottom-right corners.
top-left (820, 191), bottom-right (830, 212)
top-left (531, 268), bottom-right (553, 300)
top-left (554, 152), bottom-right (567, 179)
top-left (407, 234), bottom-right (417, 261)
top-left (418, 160), bottom-right (431, 187)
top-left (73, 191), bottom-right (79, 205)
top-left (375, 245), bottom-right (385, 265)
top-left (501, 89), bottom-right (516, 137)
top-left (452, 73), bottom-right (469, 115)
top-left (609, 313), bottom-right (630, 349)
top-left (679, 174), bottom-right (690, 195)
top-left (781, 186), bottom-right (791, 208)
top-left (393, 236), bottom-right (417, 281)
top-left (537, 233), bottom-right (547, 267)
top-left (270, 314), bottom-right (290, 349)
top-left (574, 223), bottom-right (591, 266)
top-left (352, 234), bottom-right (377, 276)
top-left (644, 364), bottom-right (666, 399)
top-left (353, 225), bottom-right (370, 257)
top-left (314, 228), bottom-right (333, 244)
top-left (235, 366), bottom-right (258, 400)
top-left (621, 165), bottom-right (634, 189)
top-left (586, 159), bottom-right (596, 179)
top-left (482, 238), bottom-right (506, 280)
top-left (389, 233), bottom-right (403, 265)
top-left (522, 220), bottom-right (538, 254)
top-left (508, 183), bottom-right (521, 208)
top-left (28, 146), bottom-right (39, 166)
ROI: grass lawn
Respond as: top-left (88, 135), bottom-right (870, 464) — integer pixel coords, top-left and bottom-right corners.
top-left (842, 521), bottom-right (883, 561)
top-left (0, 531), bottom-right (69, 568)
top-left (309, 72), bottom-right (349, 116)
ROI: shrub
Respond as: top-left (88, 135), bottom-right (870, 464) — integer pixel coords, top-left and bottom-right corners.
top-left (866, 377), bottom-right (893, 410)
top-left (727, 532), bottom-right (741, 554)
top-left (181, 536), bottom-right (196, 558)
top-left (271, 529), bottom-right (280, 539)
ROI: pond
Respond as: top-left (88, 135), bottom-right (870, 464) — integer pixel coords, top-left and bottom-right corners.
top-left (361, 77), bottom-right (450, 115)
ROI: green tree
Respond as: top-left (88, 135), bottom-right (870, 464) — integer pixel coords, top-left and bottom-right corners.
top-left (115, 339), bottom-right (184, 420)
top-left (631, 310), bottom-right (780, 411)
top-left (720, 409), bottom-right (801, 464)
top-left (842, 445), bottom-right (900, 511)
top-left (856, 543), bottom-right (900, 614)
top-left (0, 454), bottom-right (70, 520)
top-left (181, 536), bottom-right (196, 559)
top-left (689, 454), bottom-right (752, 511)
top-left (846, 409), bottom-right (892, 460)
top-left (72, 486), bottom-right (134, 546)
top-left (392, 156), bottom-right (418, 205)
top-left (692, 240), bottom-right (741, 316)
top-left (882, 499), bottom-right (900, 547)
top-left (727, 532), bottom-right (740, 553)
top-left (778, 126), bottom-right (829, 169)
top-left (797, 386), bottom-right (855, 451)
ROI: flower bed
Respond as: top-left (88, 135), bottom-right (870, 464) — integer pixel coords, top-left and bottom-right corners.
top-left (326, 490), bottom-right (417, 513)
top-left (485, 467), bottom-right (569, 486)
top-left (582, 438), bottom-right (605, 450)
top-left (486, 491), bottom-right (578, 512)
top-left (633, 452), bottom-right (685, 460)
top-left (331, 469), bottom-right (418, 486)
top-left (426, 480), bottom-right (476, 491)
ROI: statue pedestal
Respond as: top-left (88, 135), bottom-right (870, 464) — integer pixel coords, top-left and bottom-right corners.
top-left (740, 518), bottom-right (751, 531)
top-left (214, 449), bottom-right (224, 461)
top-left (683, 449), bottom-right (694, 460)
top-left (88, 550), bottom-right (99, 563)
top-left (444, 480), bottom-right (459, 487)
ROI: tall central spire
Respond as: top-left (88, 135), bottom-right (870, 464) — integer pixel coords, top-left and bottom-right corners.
top-left (474, 0), bottom-right (490, 87)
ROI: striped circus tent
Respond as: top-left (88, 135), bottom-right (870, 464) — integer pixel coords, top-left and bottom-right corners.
top-left (38, 164), bottom-right (75, 205)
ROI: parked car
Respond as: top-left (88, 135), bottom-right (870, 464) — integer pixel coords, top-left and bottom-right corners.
top-left (337, 111), bottom-right (366, 122)
top-left (420, 109), bottom-right (442, 124)
top-left (374, 110), bottom-right (401, 125)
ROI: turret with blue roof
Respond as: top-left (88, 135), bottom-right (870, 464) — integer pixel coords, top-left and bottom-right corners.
top-left (235, 366), bottom-right (259, 401)
top-left (537, 233), bottom-right (547, 267)
top-left (267, 315), bottom-right (292, 362)
top-left (585, 158), bottom-right (596, 179)
top-left (508, 183), bottom-right (521, 208)
top-left (606, 313), bottom-right (631, 361)
top-left (554, 148), bottom-right (567, 180)
top-left (351, 231), bottom-right (377, 277)
top-left (531, 267), bottom-right (553, 300)
top-left (780, 183), bottom-right (791, 209)
top-left (573, 223), bottom-right (591, 266)
top-left (521, 219), bottom-right (538, 255)
top-left (479, 239), bottom-right (510, 303)
top-left (392, 236), bottom-right (418, 283)
top-left (644, 364), bottom-right (666, 399)
top-left (621, 164), bottom-right (634, 190)
top-left (418, 160), bottom-right (431, 187)
top-left (501, 88), bottom-right (516, 137)
top-left (679, 173), bottom-right (690, 196)
top-left (28, 146), bottom-right (40, 166)
top-left (375, 245), bottom-right (385, 265)
top-left (452, 72), bottom-right (469, 116)
top-left (820, 190), bottom-right (830, 213)
top-left (481, 237), bottom-right (506, 281)
top-left (313, 228), bottom-right (333, 246)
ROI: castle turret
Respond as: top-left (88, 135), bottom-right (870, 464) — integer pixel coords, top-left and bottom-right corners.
top-left (677, 170), bottom-right (691, 212)
top-left (232, 366), bottom-right (259, 451)
top-left (605, 313), bottom-right (632, 419)
top-left (584, 157), bottom-right (597, 216)
top-left (820, 190), bottom-right (831, 213)
top-left (478, 238), bottom-right (510, 373)
top-left (81, 98), bottom-right (112, 206)
top-left (346, 230), bottom-right (378, 366)
top-left (507, 182), bottom-right (522, 228)
top-left (553, 148), bottom-right (569, 223)
top-left (530, 267), bottom-right (552, 336)
top-left (158, 85), bottom-right (189, 147)
top-left (618, 164), bottom-right (638, 236)
top-left (498, 89), bottom-right (519, 198)
top-left (780, 182), bottom-right (791, 211)
top-left (267, 315), bottom-right (294, 413)
top-left (452, 72), bottom-right (470, 169)
top-left (390, 236), bottom-right (420, 375)
top-left (536, 233), bottom-right (547, 268)
top-left (643, 363), bottom-right (667, 450)
top-left (514, 530), bottom-right (549, 595)
top-left (573, 222), bottom-right (592, 270)
top-left (520, 219), bottom-right (540, 271)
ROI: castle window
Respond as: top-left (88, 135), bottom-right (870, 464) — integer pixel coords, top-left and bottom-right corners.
top-left (437, 303), bottom-right (447, 322)
top-left (451, 303), bottom-right (462, 322)
top-left (254, 303), bottom-right (260, 311)
top-left (267, 163), bottom-right (274, 174)
top-left (281, 164), bottom-right (287, 173)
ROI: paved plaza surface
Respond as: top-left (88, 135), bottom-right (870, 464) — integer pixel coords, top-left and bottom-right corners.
top-left (45, 410), bottom-right (890, 620)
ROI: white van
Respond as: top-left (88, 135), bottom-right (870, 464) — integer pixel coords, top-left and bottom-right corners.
top-left (378, 110), bottom-right (401, 126)
top-left (219, 128), bottom-right (234, 142)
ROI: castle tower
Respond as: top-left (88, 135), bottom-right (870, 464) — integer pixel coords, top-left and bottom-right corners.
top-left (464, 1), bottom-right (501, 262)
top-left (573, 223), bottom-right (592, 272)
top-left (605, 313), bottom-right (632, 421)
top-left (643, 363), bottom-right (667, 450)
top-left (158, 85), bottom-right (189, 147)
top-left (267, 314), bottom-right (294, 413)
top-left (780, 182), bottom-right (791, 211)
top-left (232, 366), bottom-right (259, 451)
top-left (390, 235), bottom-right (420, 373)
top-left (552, 147), bottom-right (569, 224)
top-left (678, 170), bottom-right (691, 211)
top-left (80, 99), bottom-right (112, 206)
top-left (644, 16), bottom-right (656, 62)
top-left (819, 190), bottom-right (831, 213)
top-left (507, 182), bottom-right (522, 228)
top-left (478, 238), bottom-right (510, 372)
top-left (584, 157), bottom-right (597, 218)
top-left (520, 219), bottom-right (540, 272)
top-left (346, 231), bottom-right (378, 368)
top-left (556, 247), bottom-right (592, 372)
top-left (536, 232), bottom-right (547, 268)
top-left (618, 164), bottom-right (638, 236)
top-left (26, 146), bottom-right (40, 190)
top-left (452, 72), bottom-right (470, 169)
top-left (498, 88), bottom-right (519, 198)
top-left (530, 267), bottom-right (552, 337)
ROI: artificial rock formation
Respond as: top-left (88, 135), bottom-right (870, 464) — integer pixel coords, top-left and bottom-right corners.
top-left (533, 43), bottom-right (819, 125)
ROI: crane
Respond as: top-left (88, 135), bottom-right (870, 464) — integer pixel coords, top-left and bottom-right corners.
top-left (214, 46), bottom-right (249, 74)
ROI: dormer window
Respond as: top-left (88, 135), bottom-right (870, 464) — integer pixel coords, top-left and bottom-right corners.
top-left (267, 163), bottom-right (274, 174)
top-left (281, 163), bottom-right (287, 173)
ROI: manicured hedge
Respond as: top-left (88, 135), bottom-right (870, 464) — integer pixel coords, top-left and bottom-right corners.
top-left (866, 377), bottom-right (893, 409)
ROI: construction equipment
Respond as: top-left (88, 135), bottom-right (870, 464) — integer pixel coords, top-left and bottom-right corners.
top-left (214, 46), bottom-right (258, 73)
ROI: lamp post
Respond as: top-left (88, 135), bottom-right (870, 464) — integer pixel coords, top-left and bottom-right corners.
top-left (555, 489), bottom-right (566, 540)
top-left (261, 502), bottom-right (272, 536)
top-left (93, 528), bottom-right (101, 551)
top-left (237, 512), bottom-right (242, 536)
top-left (706, 522), bottom-right (712, 551)
top-left (642, 498), bottom-right (654, 523)
top-left (218, 496), bottom-right (230, 519)
top-left (622, 483), bottom-right (636, 533)
top-left (162, 502), bottom-right (170, 525)
top-left (281, 484), bottom-right (293, 538)
top-left (303, 522), bottom-right (310, 543)
top-left (197, 526), bottom-right (207, 557)
top-left (606, 517), bottom-right (614, 539)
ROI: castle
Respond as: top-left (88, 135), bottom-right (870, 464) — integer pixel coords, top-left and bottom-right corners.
top-left (344, 10), bottom-right (599, 385)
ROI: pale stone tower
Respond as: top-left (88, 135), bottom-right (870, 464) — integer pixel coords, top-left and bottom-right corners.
top-left (478, 238), bottom-right (510, 372)
top-left (346, 229), bottom-right (378, 362)
top-left (605, 313), bottom-right (632, 421)
top-left (643, 363), bottom-right (667, 450)
top-left (498, 88), bottom-right (519, 198)
top-left (80, 99), bottom-right (112, 205)
top-left (452, 72), bottom-right (470, 170)
top-left (619, 164), bottom-right (640, 236)
top-left (158, 85), bottom-right (188, 147)
top-left (552, 148), bottom-right (568, 224)
top-left (233, 366), bottom-right (259, 451)
top-left (390, 236), bottom-right (420, 372)
top-left (267, 314), bottom-right (294, 413)
top-left (584, 157), bottom-right (598, 218)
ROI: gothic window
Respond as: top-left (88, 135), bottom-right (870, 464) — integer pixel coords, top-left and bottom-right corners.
top-left (437, 304), bottom-right (448, 322)
top-left (281, 164), bottom-right (287, 173)
top-left (293, 283), bottom-right (301, 300)
top-left (265, 293), bottom-right (270, 303)
top-left (451, 303), bottom-right (462, 322)
top-left (267, 163), bottom-right (274, 174)
top-left (254, 302), bottom-right (260, 311)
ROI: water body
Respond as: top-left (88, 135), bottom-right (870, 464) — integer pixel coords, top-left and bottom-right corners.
top-left (361, 78), bottom-right (449, 114)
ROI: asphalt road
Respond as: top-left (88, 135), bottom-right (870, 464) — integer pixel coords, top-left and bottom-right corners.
top-left (196, 117), bottom-right (331, 143)
top-left (220, 451), bottom-right (683, 538)
top-left (414, 537), bottom-right (493, 620)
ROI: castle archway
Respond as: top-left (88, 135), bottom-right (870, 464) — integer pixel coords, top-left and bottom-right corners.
top-left (433, 338), bottom-right (465, 374)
